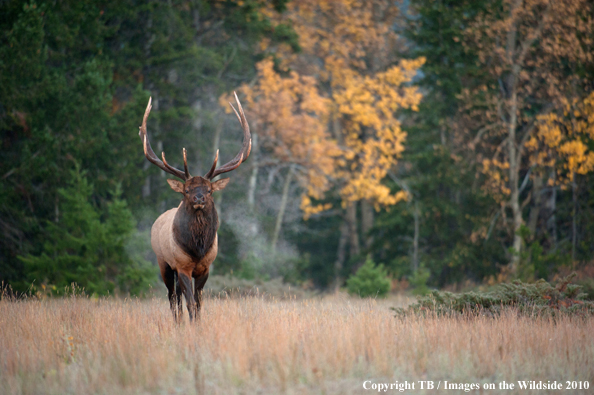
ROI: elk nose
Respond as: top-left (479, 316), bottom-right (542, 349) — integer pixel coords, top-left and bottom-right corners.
top-left (193, 195), bottom-right (205, 204)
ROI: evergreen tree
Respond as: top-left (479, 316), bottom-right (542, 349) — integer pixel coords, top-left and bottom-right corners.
top-left (372, 0), bottom-right (504, 287)
top-left (19, 166), bottom-right (155, 295)
top-left (346, 257), bottom-right (391, 298)
top-left (0, 0), bottom-right (294, 291)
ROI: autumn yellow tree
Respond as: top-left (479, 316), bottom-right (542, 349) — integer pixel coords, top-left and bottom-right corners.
top-left (528, 92), bottom-right (594, 258)
top-left (453, 0), bottom-right (594, 273)
top-left (228, 0), bottom-right (424, 283)
top-left (265, 0), bottom-right (423, 209)
top-left (223, 58), bottom-right (339, 251)
top-left (530, 94), bottom-right (594, 183)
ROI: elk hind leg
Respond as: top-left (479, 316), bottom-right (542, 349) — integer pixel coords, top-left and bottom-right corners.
top-left (193, 271), bottom-right (209, 315)
top-left (177, 271), bottom-right (197, 322)
top-left (174, 272), bottom-right (183, 318)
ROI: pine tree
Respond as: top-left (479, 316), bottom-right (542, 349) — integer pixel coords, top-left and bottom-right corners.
top-left (346, 257), bottom-right (391, 298)
top-left (19, 166), bottom-right (154, 296)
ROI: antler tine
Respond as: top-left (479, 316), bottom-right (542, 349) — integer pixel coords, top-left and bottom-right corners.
top-left (161, 152), bottom-right (187, 178)
top-left (205, 92), bottom-right (252, 180)
top-left (215, 153), bottom-right (243, 175)
top-left (228, 106), bottom-right (251, 158)
top-left (139, 97), bottom-right (187, 180)
top-left (183, 148), bottom-right (191, 179)
top-left (204, 150), bottom-right (219, 180)
top-left (231, 91), bottom-right (252, 159)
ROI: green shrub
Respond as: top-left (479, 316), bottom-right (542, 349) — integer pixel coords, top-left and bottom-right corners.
top-left (393, 273), bottom-right (594, 317)
top-left (516, 225), bottom-right (572, 281)
top-left (346, 257), bottom-right (391, 298)
top-left (409, 266), bottom-right (431, 295)
top-left (576, 278), bottom-right (594, 301)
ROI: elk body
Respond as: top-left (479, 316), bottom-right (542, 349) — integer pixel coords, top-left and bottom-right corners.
top-left (139, 93), bottom-right (251, 321)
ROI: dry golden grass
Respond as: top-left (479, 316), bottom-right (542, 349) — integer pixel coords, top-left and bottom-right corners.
top-left (1, 293), bottom-right (593, 394)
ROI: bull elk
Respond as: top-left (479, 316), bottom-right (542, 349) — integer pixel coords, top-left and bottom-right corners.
top-left (139, 93), bottom-right (251, 321)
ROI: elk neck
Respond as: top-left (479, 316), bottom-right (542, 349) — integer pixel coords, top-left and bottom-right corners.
top-left (172, 200), bottom-right (219, 262)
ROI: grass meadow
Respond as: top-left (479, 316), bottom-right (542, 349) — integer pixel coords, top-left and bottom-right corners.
top-left (1, 292), bottom-right (593, 395)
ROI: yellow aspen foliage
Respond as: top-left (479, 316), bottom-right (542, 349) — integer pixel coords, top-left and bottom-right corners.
top-left (334, 59), bottom-right (424, 208)
top-left (455, 0), bottom-right (594, 202)
top-left (226, 0), bottom-right (424, 216)
top-left (221, 59), bottom-right (340, 218)
top-left (529, 92), bottom-right (594, 185)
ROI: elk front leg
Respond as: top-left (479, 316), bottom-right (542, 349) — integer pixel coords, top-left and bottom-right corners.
top-left (193, 271), bottom-right (209, 315)
top-left (177, 271), bottom-right (197, 322)
top-left (161, 263), bottom-right (181, 322)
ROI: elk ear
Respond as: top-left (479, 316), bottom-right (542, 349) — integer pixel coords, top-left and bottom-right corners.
top-left (211, 178), bottom-right (230, 192)
top-left (167, 179), bottom-right (184, 193)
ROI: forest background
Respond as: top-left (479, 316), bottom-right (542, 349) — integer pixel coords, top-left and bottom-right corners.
top-left (1, 0), bottom-right (593, 296)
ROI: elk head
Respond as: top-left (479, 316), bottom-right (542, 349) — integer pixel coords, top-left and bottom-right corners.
top-left (138, 92), bottom-right (251, 210)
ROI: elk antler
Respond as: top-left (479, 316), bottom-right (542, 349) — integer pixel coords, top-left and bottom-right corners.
top-left (139, 97), bottom-right (190, 180)
top-left (204, 92), bottom-right (252, 179)
top-left (140, 93), bottom-right (250, 181)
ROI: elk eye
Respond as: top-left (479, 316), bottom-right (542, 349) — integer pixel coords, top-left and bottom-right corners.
top-left (185, 189), bottom-right (189, 193)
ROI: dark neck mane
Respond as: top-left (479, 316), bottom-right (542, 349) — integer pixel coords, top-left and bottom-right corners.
top-left (172, 201), bottom-right (218, 262)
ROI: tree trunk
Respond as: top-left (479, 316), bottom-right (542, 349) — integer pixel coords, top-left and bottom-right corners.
top-left (271, 164), bottom-right (295, 253)
top-left (142, 160), bottom-right (151, 198)
top-left (334, 219), bottom-right (349, 292)
top-left (361, 199), bottom-right (374, 249)
top-left (142, 13), bottom-right (154, 200)
top-left (528, 174), bottom-right (543, 235)
top-left (54, 195), bottom-right (59, 223)
top-left (346, 201), bottom-right (360, 262)
top-left (508, 91), bottom-right (523, 274)
top-left (571, 172), bottom-right (578, 261)
top-left (412, 201), bottom-right (420, 273)
top-left (505, 0), bottom-right (523, 275)
top-left (545, 171), bottom-right (558, 249)
top-left (247, 133), bottom-right (259, 213)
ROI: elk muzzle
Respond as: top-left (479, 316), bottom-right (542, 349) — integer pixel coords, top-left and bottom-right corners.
top-left (192, 194), bottom-right (206, 209)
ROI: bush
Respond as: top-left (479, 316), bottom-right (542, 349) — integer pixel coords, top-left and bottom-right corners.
top-left (346, 257), bottom-right (391, 298)
top-left (516, 225), bottom-right (572, 281)
top-left (576, 278), bottom-right (594, 301)
top-left (409, 266), bottom-right (431, 295)
top-left (393, 273), bottom-right (594, 317)
top-left (204, 275), bottom-right (314, 300)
